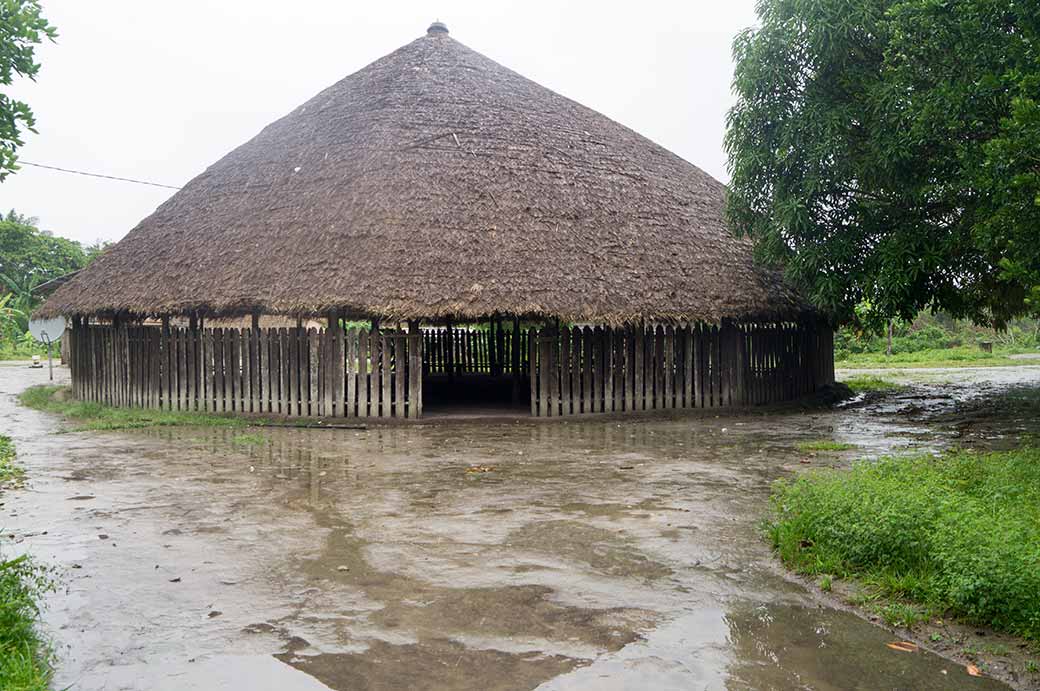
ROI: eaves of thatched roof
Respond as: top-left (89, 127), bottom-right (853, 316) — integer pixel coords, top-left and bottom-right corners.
top-left (37, 23), bottom-right (811, 325)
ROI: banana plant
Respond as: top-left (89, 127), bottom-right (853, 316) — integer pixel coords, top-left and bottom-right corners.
top-left (0, 293), bottom-right (27, 344)
top-left (0, 271), bottom-right (40, 334)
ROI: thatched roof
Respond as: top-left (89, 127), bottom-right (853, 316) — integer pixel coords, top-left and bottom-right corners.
top-left (38, 23), bottom-right (810, 325)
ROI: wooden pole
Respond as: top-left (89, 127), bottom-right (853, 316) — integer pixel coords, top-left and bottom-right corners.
top-left (489, 316), bottom-right (498, 377)
top-left (445, 317), bottom-right (455, 383)
top-left (511, 316), bottom-right (521, 403)
top-left (161, 315), bottom-right (170, 410)
top-left (408, 320), bottom-right (422, 418)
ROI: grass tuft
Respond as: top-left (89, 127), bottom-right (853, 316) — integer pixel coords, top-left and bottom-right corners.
top-left (0, 435), bottom-right (23, 488)
top-left (796, 440), bottom-right (856, 453)
top-left (768, 447), bottom-right (1040, 640)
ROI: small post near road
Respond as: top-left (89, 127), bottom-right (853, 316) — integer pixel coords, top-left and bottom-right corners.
top-left (29, 317), bottom-right (67, 381)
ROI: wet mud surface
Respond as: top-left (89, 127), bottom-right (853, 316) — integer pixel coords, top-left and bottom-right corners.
top-left (2, 362), bottom-right (1038, 690)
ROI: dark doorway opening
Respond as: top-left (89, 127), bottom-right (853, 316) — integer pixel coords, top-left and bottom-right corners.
top-left (418, 322), bottom-right (532, 416)
top-left (422, 374), bottom-right (531, 416)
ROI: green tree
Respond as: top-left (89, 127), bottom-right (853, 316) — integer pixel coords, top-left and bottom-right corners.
top-left (0, 0), bottom-right (56, 179)
top-left (725, 0), bottom-right (1040, 329)
top-left (0, 212), bottom-right (86, 287)
top-left (0, 211), bottom-right (87, 340)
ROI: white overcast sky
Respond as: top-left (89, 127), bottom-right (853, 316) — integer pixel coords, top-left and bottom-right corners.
top-left (1, 0), bottom-right (758, 245)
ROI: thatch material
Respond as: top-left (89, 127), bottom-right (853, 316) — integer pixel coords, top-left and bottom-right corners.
top-left (38, 24), bottom-right (809, 325)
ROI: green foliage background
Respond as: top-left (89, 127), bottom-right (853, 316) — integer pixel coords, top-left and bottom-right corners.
top-left (0, 211), bottom-right (107, 356)
top-left (726, 0), bottom-right (1040, 329)
top-left (835, 311), bottom-right (1038, 359)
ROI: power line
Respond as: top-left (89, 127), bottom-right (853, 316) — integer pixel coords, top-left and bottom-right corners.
top-left (18, 161), bottom-right (183, 190)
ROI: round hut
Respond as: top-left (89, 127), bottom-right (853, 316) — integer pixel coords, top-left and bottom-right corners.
top-left (37, 22), bottom-right (834, 420)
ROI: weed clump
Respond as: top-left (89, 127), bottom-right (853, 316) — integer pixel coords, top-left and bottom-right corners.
top-left (0, 435), bottom-right (23, 487)
top-left (769, 448), bottom-right (1040, 640)
top-left (796, 440), bottom-right (856, 453)
top-left (841, 375), bottom-right (905, 393)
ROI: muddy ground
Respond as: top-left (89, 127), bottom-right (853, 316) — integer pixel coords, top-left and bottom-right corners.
top-left (2, 362), bottom-right (1039, 690)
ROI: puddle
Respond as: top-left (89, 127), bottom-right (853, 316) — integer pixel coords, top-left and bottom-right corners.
top-left (2, 361), bottom-right (1038, 690)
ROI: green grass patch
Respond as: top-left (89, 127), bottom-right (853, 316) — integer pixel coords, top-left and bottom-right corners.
top-left (836, 345), bottom-right (1030, 369)
top-left (842, 374), bottom-right (906, 393)
top-left (0, 435), bottom-right (57, 690)
top-left (768, 447), bottom-right (1040, 640)
top-left (18, 385), bottom-right (251, 431)
top-left (796, 440), bottom-right (857, 453)
top-left (0, 435), bottom-right (23, 488)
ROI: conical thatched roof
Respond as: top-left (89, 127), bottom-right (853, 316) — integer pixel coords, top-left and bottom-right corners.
top-left (39, 23), bottom-right (809, 325)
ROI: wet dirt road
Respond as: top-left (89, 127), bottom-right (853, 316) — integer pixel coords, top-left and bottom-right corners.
top-left (2, 362), bottom-right (1038, 690)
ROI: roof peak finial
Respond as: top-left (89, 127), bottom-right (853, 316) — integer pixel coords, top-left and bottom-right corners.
top-left (427, 20), bottom-right (449, 36)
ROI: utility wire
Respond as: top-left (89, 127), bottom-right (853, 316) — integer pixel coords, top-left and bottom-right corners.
top-left (18, 161), bottom-right (183, 190)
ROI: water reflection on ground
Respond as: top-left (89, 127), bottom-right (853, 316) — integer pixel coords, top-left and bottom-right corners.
top-left (2, 363), bottom-right (1036, 690)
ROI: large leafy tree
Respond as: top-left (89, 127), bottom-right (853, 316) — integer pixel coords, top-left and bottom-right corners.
top-left (726, 0), bottom-right (1040, 328)
top-left (0, 0), bottom-right (56, 179)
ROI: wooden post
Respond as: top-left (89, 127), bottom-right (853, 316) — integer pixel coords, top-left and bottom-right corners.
top-left (613, 328), bottom-right (623, 412)
top-left (69, 316), bottom-right (79, 397)
top-left (160, 315), bottom-right (170, 410)
top-left (276, 328), bottom-right (288, 415)
top-left (560, 326), bottom-right (571, 415)
top-left (257, 326), bottom-right (268, 412)
top-left (306, 327), bottom-right (317, 416)
top-left (489, 317), bottom-right (498, 377)
top-left (408, 321), bottom-right (422, 418)
top-left (511, 316), bottom-right (521, 403)
top-left (370, 327), bottom-right (383, 417)
top-left (545, 323), bottom-right (558, 416)
top-left (444, 318), bottom-right (455, 383)
top-left (213, 328), bottom-right (225, 412)
top-left (582, 326), bottom-right (593, 413)
top-left (631, 324), bottom-right (641, 412)
top-left (328, 311), bottom-right (340, 417)
top-left (381, 331), bottom-right (392, 417)
top-left (291, 326), bottom-right (300, 414)
top-left (357, 328), bottom-right (369, 418)
top-left (529, 327), bottom-right (539, 416)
